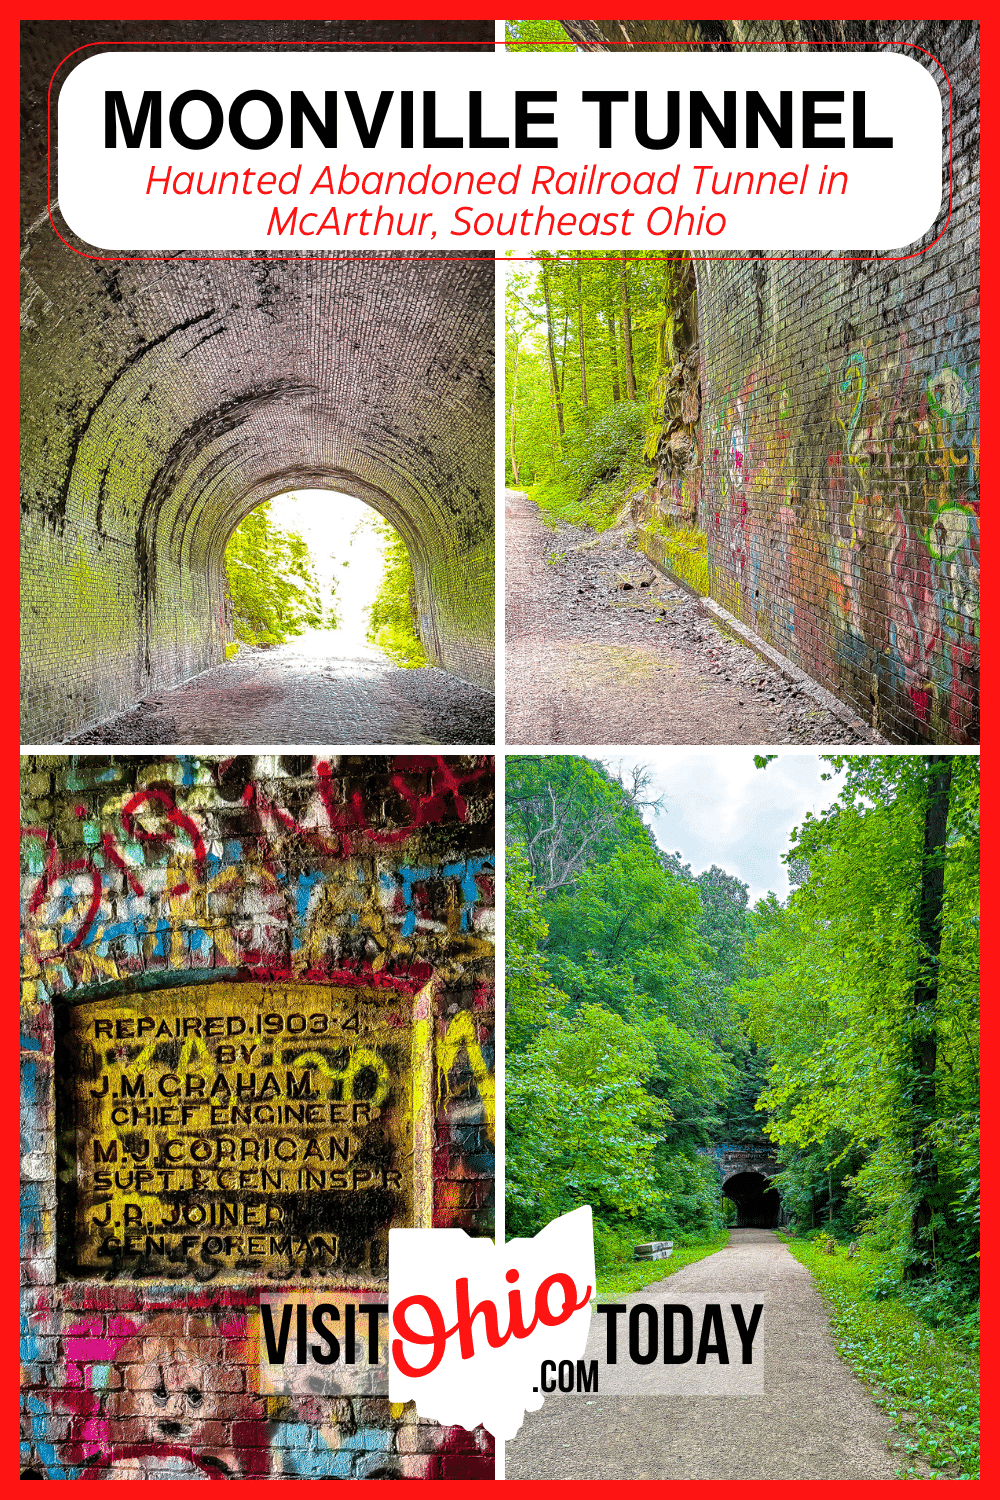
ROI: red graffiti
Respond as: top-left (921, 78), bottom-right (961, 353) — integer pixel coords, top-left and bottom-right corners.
top-left (121, 789), bottom-right (207, 866)
top-left (23, 759), bottom-right (493, 963)
top-left (909, 687), bottom-right (931, 721)
top-left (22, 826), bottom-right (103, 955)
top-left (246, 756), bottom-right (491, 857)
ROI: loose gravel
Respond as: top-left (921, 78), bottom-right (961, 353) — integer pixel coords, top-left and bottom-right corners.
top-left (70, 631), bottom-right (495, 747)
top-left (505, 1229), bottom-right (898, 1481)
top-left (506, 490), bottom-right (877, 747)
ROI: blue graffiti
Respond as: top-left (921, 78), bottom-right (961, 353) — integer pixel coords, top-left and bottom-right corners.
top-left (384, 858), bottom-right (494, 936)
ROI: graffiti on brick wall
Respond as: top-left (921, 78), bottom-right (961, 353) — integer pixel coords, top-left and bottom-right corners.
top-left (21, 755), bottom-right (495, 1479)
top-left (21, 1293), bottom-right (492, 1478)
top-left (21, 756), bottom-right (494, 1007)
top-left (432, 1003), bottom-right (495, 1235)
top-left (702, 307), bottom-right (979, 742)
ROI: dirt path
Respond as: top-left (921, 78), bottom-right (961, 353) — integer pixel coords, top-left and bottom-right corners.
top-left (71, 632), bottom-right (495, 746)
top-left (505, 491), bottom-right (877, 746)
top-left (505, 1229), bottom-right (898, 1481)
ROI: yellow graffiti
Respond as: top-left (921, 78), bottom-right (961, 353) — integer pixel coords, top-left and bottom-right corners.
top-left (162, 854), bottom-right (245, 968)
top-left (292, 1046), bottom-right (390, 1106)
top-left (436, 1010), bottom-right (495, 1142)
top-left (125, 1027), bottom-right (216, 1081)
top-left (410, 1017), bottom-right (433, 1137)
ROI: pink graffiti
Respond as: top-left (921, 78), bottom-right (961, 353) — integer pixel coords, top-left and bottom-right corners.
top-left (888, 507), bottom-right (941, 680)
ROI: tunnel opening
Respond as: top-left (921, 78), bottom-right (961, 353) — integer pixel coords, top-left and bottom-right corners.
top-left (224, 489), bottom-right (428, 667)
top-left (722, 1170), bottom-right (781, 1230)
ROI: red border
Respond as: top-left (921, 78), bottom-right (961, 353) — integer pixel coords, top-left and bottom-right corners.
top-left (13, 7), bottom-right (988, 1491)
top-left (43, 37), bottom-right (954, 265)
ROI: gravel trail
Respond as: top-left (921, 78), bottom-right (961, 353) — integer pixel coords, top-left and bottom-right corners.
top-left (505, 1229), bottom-right (898, 1481)
top-left (71, 632), bottom-right (495, 746)
top-left (505, 490), bottom-right (877, 746)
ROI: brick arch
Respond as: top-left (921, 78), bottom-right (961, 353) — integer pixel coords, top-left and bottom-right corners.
top-left (20, 18), bottom-right (495, 743)
top-left (21, 252), bottom-right (494, 740)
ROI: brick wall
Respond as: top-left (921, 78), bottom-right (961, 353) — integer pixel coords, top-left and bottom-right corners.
top-left (21, 22), bottom-right (496, 743)
top-left (603, 19), bottom-right (979, 743)
top-left (21, 754), bottom-right (495, 1479)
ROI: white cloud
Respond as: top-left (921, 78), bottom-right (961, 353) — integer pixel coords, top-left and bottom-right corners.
top-left (595, 750), bottom-right (846, 904)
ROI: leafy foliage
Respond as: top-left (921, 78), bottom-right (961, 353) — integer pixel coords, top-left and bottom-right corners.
top-left (365, 518), bottom-right (429, 667)
top-left (506, 1003), bottom-right (671, 1237)
top-left (505, 18), bottom-right (574, 50)
top-left (531, 400), bottom-right (651, 529)
top-left (505, 756), bottom-right (745, 1256)
top-left (506, 253), bottom-right (678, 527)
top-left (741, 756), bottom-right (979, 1297)
top-left (224, 503), bottom-right (326, 645)
top-left (505, 844), bottom-right (563, 1055)
top-left (783, 1234), bottom-right (978, 1478)
top-left (506, 754), bottom-right (659, 892)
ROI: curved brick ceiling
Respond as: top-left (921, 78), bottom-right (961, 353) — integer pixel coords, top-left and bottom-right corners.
top-left (20, 21), bottom-right (495, 742)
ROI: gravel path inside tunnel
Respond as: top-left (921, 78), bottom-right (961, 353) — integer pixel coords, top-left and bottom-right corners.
top-left (504, 1229), bottom-right (898, 1481)
top-left (70, 633), bottom-right (495, 746)
top-left (505, 491), bottom-right (879, 746)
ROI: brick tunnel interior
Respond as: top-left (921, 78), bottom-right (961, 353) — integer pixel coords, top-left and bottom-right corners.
top-left (723, 1170), bottom-right (781, 1230)
top-left (563, 18), bottom-right (979, 746)
top-left (20, 20), bottom-right (495, 744)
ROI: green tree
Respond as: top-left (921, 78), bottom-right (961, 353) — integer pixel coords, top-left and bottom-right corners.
top-left (504, 251), bottom-right (672, 523)
top-left (366, 519), bottom-right (428, 667)
top-left (506, 843), bottom-right (564, 1055)
top-left (741, 756), bottom-right (979, 1286)
top-left (506, 1003), bottom-right (670, 1239)
top-left (505, 18), bottom-right (574, 50)
top-left (505, 754), bottom-right (655, 891)
top-left (505, 754), bottom-right (742, 1249)
top-left (224, 503), bottom-right (325, 645)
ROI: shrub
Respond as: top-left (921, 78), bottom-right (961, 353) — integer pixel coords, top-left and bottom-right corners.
top-left (532, 400), bottom-right (652, 529)
top-left (366, 520), bottom-right (429, 667)
top-left (224, 503), bottom-right (325, 645)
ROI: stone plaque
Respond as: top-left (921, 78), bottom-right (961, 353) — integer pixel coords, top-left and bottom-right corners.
top-left (57, 982), bottom-right (430, 1282)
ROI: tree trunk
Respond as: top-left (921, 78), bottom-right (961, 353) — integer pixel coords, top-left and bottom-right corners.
top-left (907, 754), bottom-right (953, 1276)
top-left (541, 260), bottom-right (565, 441)
top-left (605, 263), bottom-right (621, 403)
top-left (577, 255), bottom-right (588, 411)
top-left (508, 338), bottom-right (520, 485)
top-left (619, 251), bottom-right (637, 400)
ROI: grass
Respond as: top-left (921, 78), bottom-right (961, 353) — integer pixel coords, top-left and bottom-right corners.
top-left (779, 1234), bottom-right (979, 1480)
top-left (530, 459), bottom-right (650, 534)
top-left (596, 1228), bottom-right (730, 1299)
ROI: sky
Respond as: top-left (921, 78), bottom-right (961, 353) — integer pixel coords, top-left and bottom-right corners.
top-left (269, 489), bottom-right (388, 650)
top-left (589, 750), bottom-right (848, 904)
